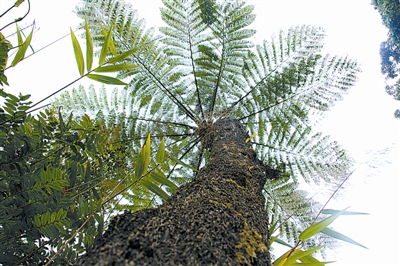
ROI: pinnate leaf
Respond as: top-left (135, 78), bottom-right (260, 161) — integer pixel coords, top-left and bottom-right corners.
top-left (99, 25), bottom-right (114, 65)
top-left (142, 179), bottom-right (170, 200)
top-left (11, 28), bottom-right (33, 67)
top-left (108, 48), bottom-right (137, 64)
top-left (94, 64), bottom-right (138, 73)
top-left (85, 19), bottom-right (94, 72)
top-left (70, 28), bottom-right (84, 75)
top-left (321, 227), bottom-right (367, 249)
top-left (86, 74), bottom-right (127, 85)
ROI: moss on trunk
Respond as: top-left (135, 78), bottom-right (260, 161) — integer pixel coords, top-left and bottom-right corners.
top-left (77, 118), bottom-right (273, 265)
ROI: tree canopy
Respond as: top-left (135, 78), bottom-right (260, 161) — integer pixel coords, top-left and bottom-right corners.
top-left (67, 0), bottom-right (360, 259)
top-left (0, 0), bottom-right (366, 264)
top-left (372, 0), bottom-right (400, 118)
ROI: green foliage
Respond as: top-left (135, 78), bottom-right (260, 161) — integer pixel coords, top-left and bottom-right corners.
top-left (70, 20), bottom-right (138, 85)
top-left (0, 24), bottom-right (33, 86)
top-left (71, 28), bottom-right (85, 75)
top-left (0, 91), bottom-right (108, 264)
top-left (271, 207), bottom-right (367, 265)
top-left (0, 88), bottom-right (171, 264)
top-left (0, 0), bottom-right (363, 263)
top-left (53, 85), bottom-right (186, 210)
top-left (70, 0), bottom-right (362, 259)
top-left (0, 0), bottom-right (36, 85)
top-left (11, 24), bottom-right (33, 67)
top-left (0, 1), bottom-right (196, 264)
top-left (0, 33), bottom-right (12, 85)
top-left (371, 0), bottom-right (400, 117)
top-left (197, 0), bottom-right (218, 25)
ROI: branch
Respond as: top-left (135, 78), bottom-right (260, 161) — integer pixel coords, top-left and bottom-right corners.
top-left (0, 0), bottom-right (31, 32)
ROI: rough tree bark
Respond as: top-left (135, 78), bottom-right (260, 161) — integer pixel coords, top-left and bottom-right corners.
top-left (77, 117), bottom-right (275, 265)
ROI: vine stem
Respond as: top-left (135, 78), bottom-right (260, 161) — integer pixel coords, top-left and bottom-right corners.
top-left (28, 74), bottom-right (87, 111)
top-left (44, 214), bottom-right (94, 266)
top-left (0, 0), bottom-right (31, 31)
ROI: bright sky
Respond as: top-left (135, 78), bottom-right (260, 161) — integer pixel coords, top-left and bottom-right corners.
top-left (1, 0), bottom-right (399, 265)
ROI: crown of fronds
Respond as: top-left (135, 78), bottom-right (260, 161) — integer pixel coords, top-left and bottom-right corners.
top-left (65, 0), bottom-right (360, 247)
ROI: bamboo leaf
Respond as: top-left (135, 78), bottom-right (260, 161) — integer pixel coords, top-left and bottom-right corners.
top-left (135, 136), bottom-right (149, 178)
top-left (108, 48), bottom-right (137, 64)
top-left (298, 254), bottom-right (324, 264)
top-left (142, 179), bottom-right (170, 200)
top-left (274, 238), bottom-right (293, 248)
top-left (270, 235), bottom-right (279, 245)
top-left (297, 260), bottom-right (333, 266)
top-left (94, 64), bottom-right (139, 73)
top-left (156, 137), bottom-right (165, 164)
top-left (321, 209), bottom-right (369, 215)
top-left (273, 249), bottom-right (291, 266)
top-left (321, 227), bottom-right (367, 249)
top-left (11, 28), bottom-right (33, 67)
top-left (16, 24), bottom-right (23, 45)
top-left (150, 171), bottom-right (177, 192)
top-left (92, 187), bottom-right (100, 200)
top-left (85, 19), bottom-right (93, 72)
top-left (15, 0), bottom-right (25, 7)
top-left (86, 74), bottom-right (127, 85)
top-left (274, 246), bottom-right (323, 266)
top-left (299, 207), bottom-right (349, 241)
top-left (143, 134), bottom-right (151, 175)
top-left (70, 28), bottom-right (84, 75)
top-left (171, 156), bottom-right (198, 172)
top-left (100, 25), bottom-right (117, 56)
top-left (178, 137), bottom-right (188, 149)
top-left (284, 246), bottom-right (323, 265)
top-left (99, 25), bottom-right (114, 65)
top-left (135, 152), bottom-right (144, 178)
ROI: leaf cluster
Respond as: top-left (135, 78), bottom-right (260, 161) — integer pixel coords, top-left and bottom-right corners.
top-left (0, 87), bottom-right (174, 264)
top-left (0, 90), bottom-right (112, 265)
top-left (53, 85), bottom-right (182, 211)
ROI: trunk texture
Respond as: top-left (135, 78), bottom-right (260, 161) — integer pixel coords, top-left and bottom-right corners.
top-left (77, 118), bottom-right (273, 265)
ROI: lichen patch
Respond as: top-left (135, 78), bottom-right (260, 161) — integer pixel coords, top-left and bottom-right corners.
top-left (235, 221), bottom-right (268, 265)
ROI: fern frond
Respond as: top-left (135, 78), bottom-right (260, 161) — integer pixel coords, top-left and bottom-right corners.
top-left (265, 174), bottom-right (318, 246)
top-left (160, 0), bottom-right (213, 119)
top-left (77, 0), bottom-right (198, 122)
top-left (256, 125), bottom-right (351, 184)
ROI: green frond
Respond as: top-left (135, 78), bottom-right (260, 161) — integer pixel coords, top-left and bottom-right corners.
top-left (63, 1), bottom-right (361, 254)
top-left (77, 0), bottom-right (198, 123)
top-left (74, 1), bottom-right (357, 189)
top-left (265, 175), bottom-right (317, 246)
top-left (257, 124), bottom-right (351, 185)
top-left (201, 0), bottom-right (256, 113)
top-left (53, 84), bottom-right (198, 191)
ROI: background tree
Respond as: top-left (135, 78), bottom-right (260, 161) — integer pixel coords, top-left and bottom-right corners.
top-left (371, 0), bottom-right (400, 118)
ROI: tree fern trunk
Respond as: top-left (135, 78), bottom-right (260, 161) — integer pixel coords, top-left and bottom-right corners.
top-left (77, 118), bottom-right (272, 266)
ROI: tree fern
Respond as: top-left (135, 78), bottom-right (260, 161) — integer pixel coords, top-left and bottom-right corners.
top-left (66, 0), bottom-right (361, 253)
